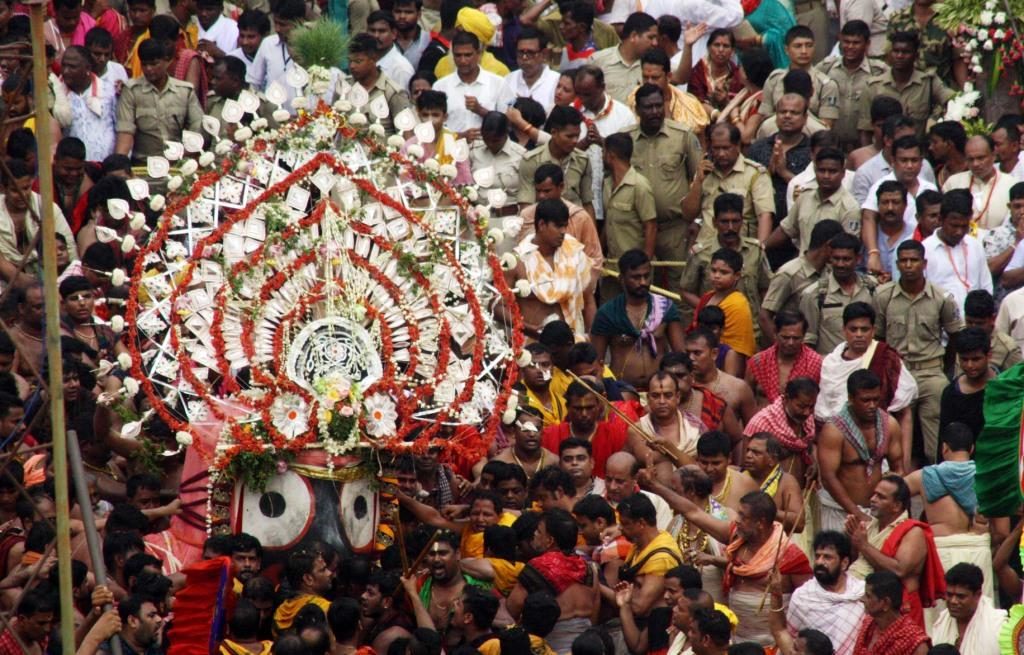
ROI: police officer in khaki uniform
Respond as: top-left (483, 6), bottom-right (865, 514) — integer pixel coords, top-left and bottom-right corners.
top-left (346, 33), bottom-right (412, 136)
top-left (602, 132), bottom-right (657, 299)
top-left (814, 20), bottom-right (890, 151)
top-left (758, 27), bottom-right (840, 128)
top-left (628, 83), bottom-right (701, 294)
top-left (770, 148), bottom-right (862, 253)
top-left (799, 232), bottom-right (877, 355)
top-left (857, 31), bottom-right (954, 140)
top-left (517, 106), bottom-right (594, 214)
top-left (682, 123), bottom-right (775, 246)
top-left (115, 38), bottom-right (204, 166)
top-left (875, 240), bottom-right (963, 462)
top-left (680, 193), bottom-right (771, 328)
top-left (205, 56), bottom-right (278, 141)
top-left (469, 112), bottom-right (527, 210)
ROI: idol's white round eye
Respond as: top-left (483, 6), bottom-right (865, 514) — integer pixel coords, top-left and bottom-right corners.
top-left (339, 477), bottom-right (379, 555)
top-left (232, 470), bottom-right (314, 550)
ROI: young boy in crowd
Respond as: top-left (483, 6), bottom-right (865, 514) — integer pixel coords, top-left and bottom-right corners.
top-left (691, 249), bottom-right (756, 359)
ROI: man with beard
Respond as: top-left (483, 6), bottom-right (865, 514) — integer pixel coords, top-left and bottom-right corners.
top-left (742, 434), bottom-right (804, 532)
top-left (875, 239), bottom-right (963, 464)
top-left (682, 122), bottom-right (775, 246)
top-left (783, 531), bottom-right (866, 655)
top-left (799, 233), bottom-right (879, 356)
top-left (680, 193), bottom-right (771, 331)
top-left (542, 381), bottom-right (628, 478)
top-left (743, 378), bottom-right (819, 487)
top-left (930, 563), bottom-right (1006, 655)
top-left (591, 249), bottom-right (686, 389)
top-left (102, 594), bottom-right (163, 655)
top-left (413, 531), bottom-right (489, 647)
top-left (851, 571), bottom-right (930, 655)
top-left (507, 509), bottom-right (599, 654)
top-left (491, 406), bottom-right (557, 480)
top-left (624, 372), bottom-right (700, 484)
top-left (557, 438), bottom-right (604, 499)
top-left (818, 370), bottom-right (904, 533)
top-left (359, 570), bottom-right (413, 653)
top-left (747, 312), bottom-right (823, 407)
top-left (846, 475), bottom-right (946, 629)
top-left (229, 533), bottom-right (262, 594)
top-left (815, 302), bottom-right (918, 423)
top-left (640, 483), bottom-right (811, 646)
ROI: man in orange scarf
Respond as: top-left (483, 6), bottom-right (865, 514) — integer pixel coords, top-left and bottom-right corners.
top-left (639, 475), bottom-right (812, 647)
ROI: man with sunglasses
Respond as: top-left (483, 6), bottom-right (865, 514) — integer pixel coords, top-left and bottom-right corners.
top-left (496, 28), bottom-right (560, 113)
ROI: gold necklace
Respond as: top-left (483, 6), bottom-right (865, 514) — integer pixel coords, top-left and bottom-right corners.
top-left (512, 449), bottom-right (545, 478)
top-left (677, 511), bottom-right (710, 564)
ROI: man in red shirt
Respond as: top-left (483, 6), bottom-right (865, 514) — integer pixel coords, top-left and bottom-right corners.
top-left (542, 380), bottom-right (627, 478)
top-left (853, 571), bottom-right (930, 655)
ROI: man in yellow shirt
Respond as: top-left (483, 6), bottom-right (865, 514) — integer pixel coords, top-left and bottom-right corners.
top-left (618, 493), bottom-right (684, 620)
top-left (272, 550), bottom-right (333, 633)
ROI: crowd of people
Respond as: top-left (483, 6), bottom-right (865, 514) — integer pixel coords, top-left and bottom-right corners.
top-left (0, 0), bottom-right (1022, 651)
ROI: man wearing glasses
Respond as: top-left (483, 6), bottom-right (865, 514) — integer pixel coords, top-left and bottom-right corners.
top-left (496, 27), bottom-right (560, 114)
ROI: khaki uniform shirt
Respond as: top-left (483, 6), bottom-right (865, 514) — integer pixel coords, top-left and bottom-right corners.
top-left (697, 156), bottom-right (775, 243)
top-left (761, 256), bottom-right (822, 315)
top-left (603, 166), bottom-right (657, 260)
top-left (586, 46), bottom-right (642, 104)
top-left (628, 119), bottom-right (702, 224)
top-left (679, 237), bottom-right (771, 310)
top-left (991, 330), bottom-right (1023, 372)
top-left (874, 281), bottom-right (964, 363)
top-left (799, 272), bottom-right (877, 354)
top-left (470, 138), bottom-right (526, 204)
top-left (537, 12), bottom-right (619, 50)
top-left (351, 73), bottom-right (411, 136)
top-left (204, 90), bottom-right (278, 140)
top-left (758, 67), bottom-right (840, 121)
top-left (814, 55), bottom-right (890, 148)
top-left (518, 145), bottom-right (593, 208)
top-left (857, 68), bottom-right (955, 138)
top-left (116, 76), bottom-right (204, 165)
top-left (780, 187), bottom-right (862, 252)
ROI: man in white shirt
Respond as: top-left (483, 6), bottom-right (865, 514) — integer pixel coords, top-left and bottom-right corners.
top-left (226, 9), bottom-right (270, 75)
top-left (923, 189), bottom-right (994, 309)
top-left (495, 27), bottom-right (560, 113)
top-left (393, 0), bottom-right (431, 69)
top-left (85, 27), bottom-right (128, 91)
top-left (641, 0), bottom-right (743, 65)
top-left (851, 114), bottom-right (936, 204)
top-left (575, 64), bottom-right (636, 222)
top-left (992, 122), bottom-right (1024, 181)
top-left (195, 0), bottom-right (239, 57)
top-left (432, 31), bottom-right (503, 136)
top-left (944, 135), bottom-right (1017, 229)
top-left (368, 10), bottom-right (414, 91)
top-left (247, 0), bottom-right (306, 107)
top-left (61, 46), bottom-right (117, 161)
top-left (785, 130), bottom-right (855, 209)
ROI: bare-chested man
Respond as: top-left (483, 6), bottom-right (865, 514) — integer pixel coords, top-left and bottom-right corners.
top-left (486, 406), bottom-right (557, 481)
top-left (743, 433), bottom-right (804, 532)
top-left (685, 328), bottom-right (757, 425)
top-left (590, 249), bottom-right (686, 390)
top-left (697, 431), bottom-right (758, 513)
top-left (507, 508), bottom-right (600, 653)
top-left (659, 352), bottom-right (744, 446)
top-left (745, 311), bottom-right (823, 407)
top-left (743, 378), bottom-right (819, 487)
top-left (845, 475), bottom-right (946, 630)
top-left (624, 371), bottom-right (699, 484)
top-left (817, 369), bottom-right (903, 533)
top-left (505, 198), bottom-right (596, 339)
top-left (407, 531), bottom-right (479, 648)
top-left (905, 422), bottom-right (995, 601)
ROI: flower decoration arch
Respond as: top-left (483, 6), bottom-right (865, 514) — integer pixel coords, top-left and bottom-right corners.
top-left (123, 85), bottom-right (525, 484)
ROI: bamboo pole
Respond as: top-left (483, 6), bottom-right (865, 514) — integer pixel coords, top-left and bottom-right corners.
top-left (27, 4), bottom-right (73, 653)
top-left (601, 268), bottom-right (682, 302)
top-left (68, 430), bottom-right (123, 655)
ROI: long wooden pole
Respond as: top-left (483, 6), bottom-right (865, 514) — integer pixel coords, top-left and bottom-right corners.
top-left (27, 5), bottom-right (73, 653)
top-left (601, 268), bottom-right (682, 302)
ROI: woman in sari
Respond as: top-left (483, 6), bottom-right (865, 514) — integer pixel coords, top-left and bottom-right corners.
top-left (735, 0), bottom-right (795, 69)
top-left (687, 28), bottom-right (745, 121)
top-left (717, 47), bottom-right (774, 146)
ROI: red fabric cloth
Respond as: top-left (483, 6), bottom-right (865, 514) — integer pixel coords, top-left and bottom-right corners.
top-left (173, 49), bottom-right (208, 108)
top-left (167, 556), bottom-right (234, 655)
top-left (741, 0), bottom-right (762, 13)
top-left (852, 614), bottom-right (929, 655)
top-left (0, 627), bottom-right (45, 655)
top-left (526, 551), bottom-right (588, 594)
top-left (867, 341), bottom-right (905, 410)
top-left (880, 519), bottom-right (946, 629)
top-left (693, 385), bottom-right (728, 431)
top-left (722, 524), bottom-right (811, 593)
top-left (687, 58), bottom-right (744, 104)
top-left (747, 344), bottom-right (822, 403)
top-left (542, 419), bottom-right (627, 478)
top-left (743, 397), bottom-right (816, 457)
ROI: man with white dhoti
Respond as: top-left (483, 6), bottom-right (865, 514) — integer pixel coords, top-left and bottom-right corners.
top-left (905, 422), bottom-right (995, 603)
top-left (931, 563), bottom-right (1006, 654)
